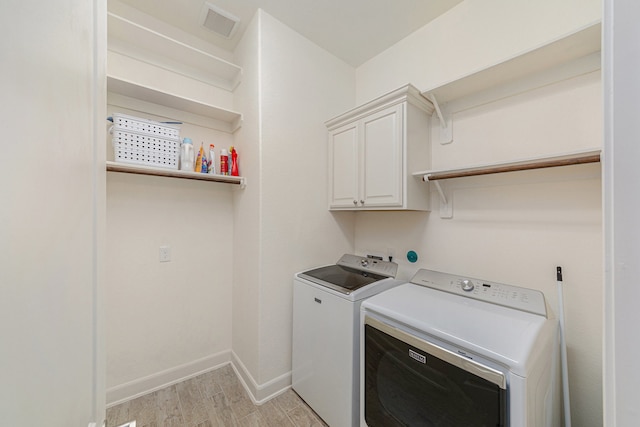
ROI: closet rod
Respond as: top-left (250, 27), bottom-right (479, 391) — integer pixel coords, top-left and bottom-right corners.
top-left (424, 153), bottom-right (600, 181)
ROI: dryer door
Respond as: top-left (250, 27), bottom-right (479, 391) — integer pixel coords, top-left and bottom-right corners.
top-left (363, 316), bottom-right (507, 426)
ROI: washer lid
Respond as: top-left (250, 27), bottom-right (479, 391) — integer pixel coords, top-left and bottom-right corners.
top-left (298, 264), bottom-right (387, 294)
top-left (297, 254), bottom-right (398, 295)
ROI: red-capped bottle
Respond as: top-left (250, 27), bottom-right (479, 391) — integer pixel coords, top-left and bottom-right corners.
top-left (231, 147), bottom-right (239, 176)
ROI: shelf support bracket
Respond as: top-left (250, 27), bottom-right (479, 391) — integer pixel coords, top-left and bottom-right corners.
top-left (427, 93), bottom-right (453, 145)
top-left (423, 175), bottom-right (453, 219)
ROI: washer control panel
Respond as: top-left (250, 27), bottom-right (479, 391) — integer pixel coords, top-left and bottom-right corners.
top-left (410, 269), bottom-right (547, 317)
top-left (337, 254), bottom-right (398, 278)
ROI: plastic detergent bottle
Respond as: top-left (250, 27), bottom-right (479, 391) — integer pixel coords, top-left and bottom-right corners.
top-left (195, 143), bottom-right (207, 173)
top-left (231, 147), bottom-right (239, 176)
top-left (180, 138), bottom-right (194, 171)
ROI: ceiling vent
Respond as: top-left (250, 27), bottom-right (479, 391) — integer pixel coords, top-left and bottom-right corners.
top-left (200, 3), bottom-right (240, 39)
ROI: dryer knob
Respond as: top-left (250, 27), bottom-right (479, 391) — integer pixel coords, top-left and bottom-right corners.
top-left (361, 259), bottom-right (369, 267)
top-left (461, 279), bottom-right (474, 292)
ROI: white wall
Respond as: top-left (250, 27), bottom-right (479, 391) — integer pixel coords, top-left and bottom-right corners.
top-left (232, 10), bottom-right (356, 400)
top-left (603, 1), bottom-right (640, 425)
top-left (0, 0), bottom-right (106, 424)
top-left (355, 1), bottom-right (603, 425)
top-left (258, 10), bottom-right (355, 383)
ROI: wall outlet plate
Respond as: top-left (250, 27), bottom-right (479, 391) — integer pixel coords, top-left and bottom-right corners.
top-left (159, 246), bottom-right (171, 262)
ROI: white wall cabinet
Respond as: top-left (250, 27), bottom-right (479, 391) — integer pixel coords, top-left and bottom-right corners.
top-left (326, 84), bottom-right (434, 211)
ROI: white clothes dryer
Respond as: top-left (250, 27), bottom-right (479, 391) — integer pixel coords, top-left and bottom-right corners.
top-left (361, 268), bottom-right (560, 426)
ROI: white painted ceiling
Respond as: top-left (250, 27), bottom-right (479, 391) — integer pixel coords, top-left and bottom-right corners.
top-left (116, 0), bottom-right (463, 66)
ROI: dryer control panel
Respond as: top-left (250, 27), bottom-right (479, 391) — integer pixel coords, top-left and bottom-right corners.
top-left (410, 269), bottom-right (547, 317)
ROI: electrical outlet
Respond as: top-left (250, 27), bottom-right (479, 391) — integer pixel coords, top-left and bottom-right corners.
top-left (159, 246), bottom-right (171, 262)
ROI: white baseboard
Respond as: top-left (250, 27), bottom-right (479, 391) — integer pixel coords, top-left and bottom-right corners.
top-left (106, 350), bottom-right (292, 407)
top-left (230, 351), bottom-right (292, 404)
top-left (106, 350), bottom-right (232, 406)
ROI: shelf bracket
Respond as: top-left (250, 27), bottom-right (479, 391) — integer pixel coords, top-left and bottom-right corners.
top-left (423, 175), bottom-right (453, 219)
top-left (427, 93), bottom-right (453, 145)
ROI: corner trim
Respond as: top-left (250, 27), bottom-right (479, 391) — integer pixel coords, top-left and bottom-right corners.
top-left (230, 351), bottom-right (292, 404)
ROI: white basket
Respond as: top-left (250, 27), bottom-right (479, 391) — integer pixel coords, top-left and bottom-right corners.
top-left (112, 129), bottom-right (180, 169)
top-left (112, 112), bottom-right (180, 139)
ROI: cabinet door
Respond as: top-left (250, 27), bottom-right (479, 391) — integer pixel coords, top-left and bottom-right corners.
top-left (361, 104), bottom-right (403, 207)
top-left (328, 122), bottom-right (359, 208)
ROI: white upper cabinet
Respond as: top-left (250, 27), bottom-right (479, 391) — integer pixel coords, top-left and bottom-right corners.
top-left (326, 84), bottom-right (434, 211)
top-left (360, 104), bottom-right (404, 207)
top-left (328, 121), bottom-right (359, 208)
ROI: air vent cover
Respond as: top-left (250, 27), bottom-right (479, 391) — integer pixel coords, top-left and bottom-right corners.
top-left (200, 3), bottom-right (240, 39)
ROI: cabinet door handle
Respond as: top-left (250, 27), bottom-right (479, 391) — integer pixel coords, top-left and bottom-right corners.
top-left (353, 200), bottom-right (358, 205)
top-left (360, 200), bottom-right (365, 205)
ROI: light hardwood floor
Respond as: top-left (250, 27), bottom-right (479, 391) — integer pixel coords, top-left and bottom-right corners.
top-left (106, 364), bottom-right (328, 427)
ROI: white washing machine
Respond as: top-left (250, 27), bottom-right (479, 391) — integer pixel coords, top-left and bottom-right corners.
top-left (361, 269), bottom-right (560, 426)
top-left (292, 254), bottom-right (401, 427)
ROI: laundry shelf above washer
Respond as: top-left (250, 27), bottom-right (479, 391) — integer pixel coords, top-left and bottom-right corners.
top-left (413, 148), bottom-right (601, 218)
top-left (413, 149), bottom-right (601, 182)
top-left (106, 161), bottom-right (246, 187)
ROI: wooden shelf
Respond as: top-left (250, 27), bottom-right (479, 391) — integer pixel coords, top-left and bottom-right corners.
top-left (106, 161), bottom-right (245, 187)
top-left (414, 149), bottom-right (600, 219)
top-left (107, 75), bottom-right (242, 133)
top-left (413, 149), bottom-right (601, 182)
top-left (422, 21), bottom-right (601, 106)
top-left (107, 12), bottom-right (242, 91)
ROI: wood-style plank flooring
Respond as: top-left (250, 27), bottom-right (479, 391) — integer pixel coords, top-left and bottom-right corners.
top-left (106, 364), bottom-right (328, 427)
